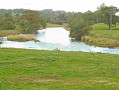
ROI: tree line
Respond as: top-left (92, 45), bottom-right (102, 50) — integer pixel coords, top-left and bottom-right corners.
top-left (68, 3), bottom-right (119, 40)
top-left (0, 9), bottom-right (75, 25)
top-left (0, 10), bottom-right (47, 34)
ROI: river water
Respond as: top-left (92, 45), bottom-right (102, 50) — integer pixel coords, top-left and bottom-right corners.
top-left (0, 27), bottom-right (119, 54)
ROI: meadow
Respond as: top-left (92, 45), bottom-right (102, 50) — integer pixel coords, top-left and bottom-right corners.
top-left (0, 48), bottom-right (119, 90)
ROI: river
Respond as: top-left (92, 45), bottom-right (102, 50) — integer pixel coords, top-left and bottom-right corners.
top-left (0, 27), bottom-right (119, 54)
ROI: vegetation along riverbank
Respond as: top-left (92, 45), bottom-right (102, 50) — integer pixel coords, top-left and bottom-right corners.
top-left (0, 30), bottom-right (21, 37)
top-left (81, 23), bottom-right (119, 48)
top-left (0, 48), bottom-right (119, 89)
top-left (7, 35), bottom-right (39, 42)
top-left (68, 4), bottom-right (119, 48)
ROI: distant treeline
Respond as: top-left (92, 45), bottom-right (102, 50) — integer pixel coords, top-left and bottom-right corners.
top-left (0, 9), bottom-right (75, 25)
top-left (0, 10), bottom-right (47, 34)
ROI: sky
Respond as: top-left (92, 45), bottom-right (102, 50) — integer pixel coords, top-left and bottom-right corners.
top-left (0, 0), bottom-right (119, 12)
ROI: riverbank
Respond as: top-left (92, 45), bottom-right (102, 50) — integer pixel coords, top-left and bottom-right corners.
top-left (81, 23), bottom-right (119, 48)
top-left (7, 35), bottom-right (39, 42)
top-left (0, 30), bottom-right (39, 42)
top-left (0, 48), bottom-right (119, 89)
top-left (47, 23), bottom-right (68, 27)
top-left (0, 30), bottom-right (21, 37)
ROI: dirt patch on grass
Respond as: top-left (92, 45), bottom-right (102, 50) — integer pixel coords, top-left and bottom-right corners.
top-left (64, 77), bottom-right (118, 87)
top-left (86, 77), bottom-right (118, 86)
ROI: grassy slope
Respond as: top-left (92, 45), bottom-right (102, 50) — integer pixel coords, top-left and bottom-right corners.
top-left (0, 48), bottom-right (119, 90)
top-left (81, 23), bottom-right (119, 48)
top-left (47, 23), bottom-right (68, 27)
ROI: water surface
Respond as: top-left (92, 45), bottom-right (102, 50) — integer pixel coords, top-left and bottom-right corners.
top-left (0, 27), bottom-right (119, 54)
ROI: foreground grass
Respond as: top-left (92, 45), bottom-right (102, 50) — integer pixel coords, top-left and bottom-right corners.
top-left (0, 48), bottom-right (119, 90)
top-left (47, 23), bottom-right (68, 27)
top-left (81, 23), bottom-right (119, 48)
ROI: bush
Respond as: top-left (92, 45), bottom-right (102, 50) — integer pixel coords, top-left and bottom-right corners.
top-left (0, 30), bottom-right (21, 37)
top-left (7, 35), bottom-right (39, 42)
top-left (68, 12), bottom-right (93, 40)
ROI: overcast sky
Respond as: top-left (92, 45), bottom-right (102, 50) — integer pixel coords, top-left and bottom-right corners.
top-left (0, 0), bottom-right (119, 12)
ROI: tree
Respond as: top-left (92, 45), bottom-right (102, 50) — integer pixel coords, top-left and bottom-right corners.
top-left (99, 4), bottom-right (119, 30)
top-left (19, 10), bottom-right (45, 34)
top-left (14, 13), bottom-right (21, 25)
top-left (68, 13), bottom-right (92, 40)
top-left (1, 12), bottom-right (15, 30)
top-left (40, 16), bottom-right (47, 29)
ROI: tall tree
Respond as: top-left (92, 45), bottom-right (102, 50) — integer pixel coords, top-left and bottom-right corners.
top-left (19, 10), bottom-right (46, 34)
top-left (68, 12), bottom-right (92, 40)
top-left (99, 3), bottom-right (119, 30)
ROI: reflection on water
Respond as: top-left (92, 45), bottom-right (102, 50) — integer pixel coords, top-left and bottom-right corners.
top-left (0, 27), bottom-right (119, 54)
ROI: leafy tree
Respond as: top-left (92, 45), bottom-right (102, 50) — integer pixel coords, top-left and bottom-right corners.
top-left (40, 16), bottom-right (47, 28)
top-left (19, 10), bottom-right (46, 34)
top-left (99, 3), bottom-right (119, 30)
top-left (0, 12), bottom-right (15, 30)
top-left (14, 13), bottom-right (21, 24)
top-left (69, 13), bottom-right (92, 40)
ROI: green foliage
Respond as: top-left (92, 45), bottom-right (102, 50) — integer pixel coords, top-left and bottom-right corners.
top-left (19, 10), bottom-right (46, 34)
top-left (98, 3), bottom-right (119, 29)
top-left (40, 16), bottom-right (47, 28)
top-left (39, 9), bottom-right (74, 24)
top-left (69, 13), bottom-right (93, 40)
top-left (0, 12), bottom-right (15, 30)
top-left (13, 13), bottom-right (21, 25)
top-left (81, 23), bottom-right (119, 48)
top-left (47, 23), bottom-right (67, 27)
top-left (7, 35), bottom-right (39, 42)
top-left (0, 30), bottom-right (21, 37)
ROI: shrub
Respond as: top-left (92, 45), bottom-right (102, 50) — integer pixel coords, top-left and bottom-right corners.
top-left (0, 30), bottom-right (21, 37)
top-left (7, 35), bottom-right (39, 42)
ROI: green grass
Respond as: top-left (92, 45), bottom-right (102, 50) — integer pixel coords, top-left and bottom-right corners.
top-left (92, 23), bottom-right (119, 36)
top-left (47, 23), bottom-right (68, 27)
top-left (81, 23), bottom-right (119, 48)
top-left (0, 48), bottom-right (119, 89)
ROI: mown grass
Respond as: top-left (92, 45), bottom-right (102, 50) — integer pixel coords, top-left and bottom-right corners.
top-left (92, 23), bottom-right (119, 35)
top-left (0, 30), bottom-right (21, 37)
top-left (81, 23), bottom-right (119, 48)
top-left (47, 23), bottom-right (68, 27)
top-left (7, 35), bottom-right (39, 42)
top-left (0, 48), bottom-right (119, 90)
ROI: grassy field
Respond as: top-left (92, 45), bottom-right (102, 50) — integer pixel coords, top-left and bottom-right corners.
top-left (92, 23), bottom-right (119, 36)
top-left (81, 23), bottom-right (119, 48)
top-left (0, 48), bottom-right (119, 89)
top-left (47, 23), bottom-right (68, 27)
